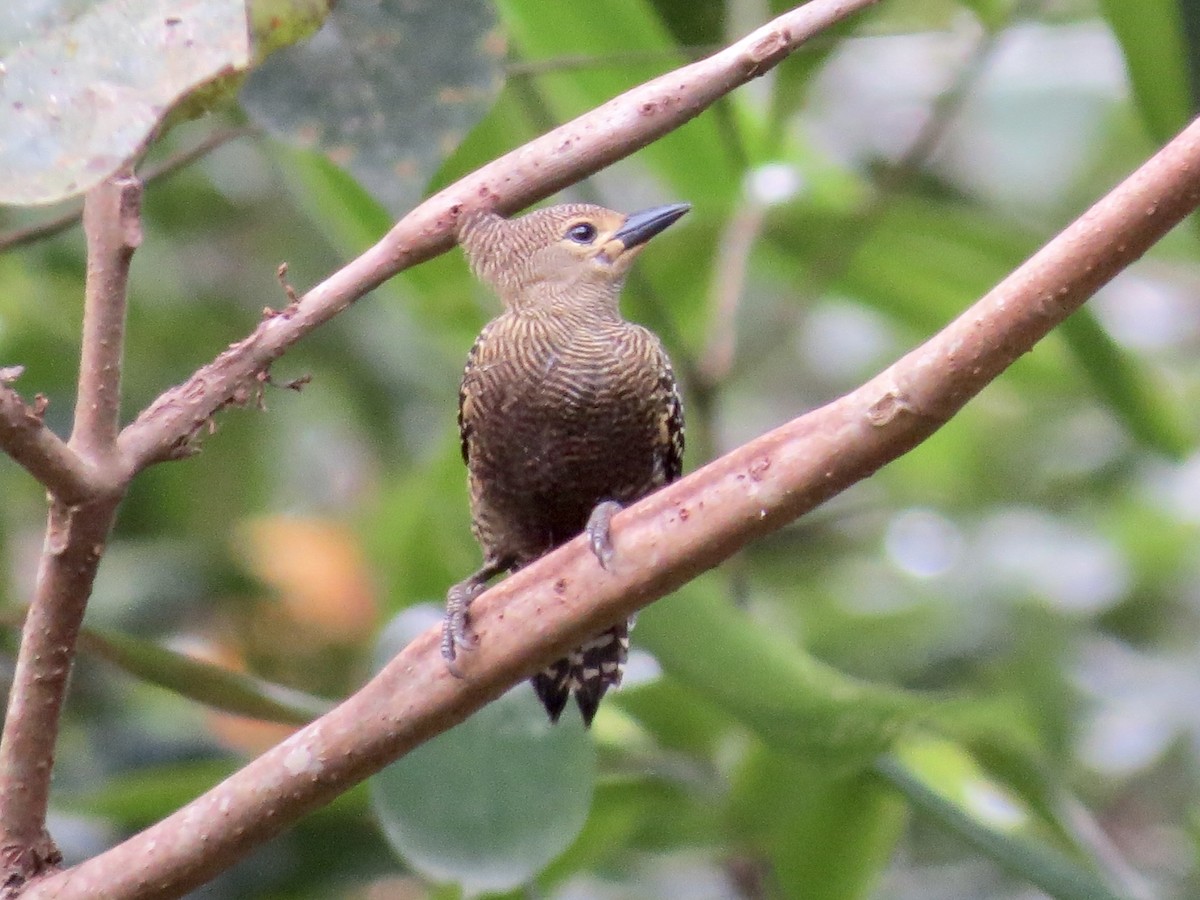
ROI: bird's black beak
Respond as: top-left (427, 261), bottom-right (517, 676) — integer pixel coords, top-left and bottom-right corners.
top-left (613, 203), bottom-right (691, 250)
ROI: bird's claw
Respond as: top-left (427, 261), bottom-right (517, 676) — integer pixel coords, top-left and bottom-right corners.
top-left (586, 500), bottom-right (622, 571)
top-left (442, 581), bottom-right (482, 676)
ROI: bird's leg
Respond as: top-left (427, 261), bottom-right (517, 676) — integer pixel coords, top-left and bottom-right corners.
top-left (442, 557), bottom-right (508, 673)
top-left (585, 500), bottom-right (623, 570)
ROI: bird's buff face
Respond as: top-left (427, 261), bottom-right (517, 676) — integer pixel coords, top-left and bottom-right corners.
top-left (459, 202), bottom-right (690, 311)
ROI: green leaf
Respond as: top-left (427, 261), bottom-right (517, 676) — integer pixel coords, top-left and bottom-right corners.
top-left (242, 0), bottom-right (505, 215)
top-left (0, 0), bottom-right (252, 206)
top-left (78, 627), bottom-right (332, 724)
top-left (61, 759), bottom-right (240, 827)
top-left (732, 746), bottom-right (905, 900)
top-left (635, 577), bottom-right (932, 767)
top-left (249, 0), bottom-right (333, 59)
top-left (369, 606), bottom-right (596, 893)
top-left (877, 739), bottom-right (1126, 900)
top-left (498, 0), bottom-right (741, 207)
top-left (1059, 309), bottom-right (1192, 458)
top-left (1099, 0), bottom-right (1193, 142)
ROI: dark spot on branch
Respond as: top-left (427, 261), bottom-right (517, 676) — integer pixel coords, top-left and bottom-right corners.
top-left (749, 457), bottom-right (770, 482)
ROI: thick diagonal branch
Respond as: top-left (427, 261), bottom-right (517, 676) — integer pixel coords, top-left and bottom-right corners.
top-left (25, 101), bottom-right (1200, 900)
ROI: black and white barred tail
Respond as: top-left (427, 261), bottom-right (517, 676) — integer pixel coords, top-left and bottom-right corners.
top-left (531, 620), bottom-right (630, 727)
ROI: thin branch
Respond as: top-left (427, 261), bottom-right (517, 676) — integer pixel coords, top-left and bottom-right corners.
top-left (698, 201), bottom-right (766, 388)
top-left (116, 0), bottom-right (885, 471)
top-left (505, 47), bottom-right (715, 77)
top-left (0, 209), bottom-right (84, 255)
top-left (0, 128), bottom-right (252, 254)
top-left (0, 176), bottom-right (142, 887)
top-left (71, 174), bottom-right (139, 464)
top-left (25, 101), bottom-right (1200, 900)
top-left (805, 0), bottom-right (1037, 295)
top-left (0, 380), bottom-right (93, 504)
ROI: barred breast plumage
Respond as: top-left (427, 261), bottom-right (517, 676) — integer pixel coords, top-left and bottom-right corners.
top-left (444, 201), bottom-right (688, 726)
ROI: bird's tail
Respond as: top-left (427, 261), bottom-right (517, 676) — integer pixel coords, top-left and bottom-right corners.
top-left (532, 620), bottom-right (630, 727)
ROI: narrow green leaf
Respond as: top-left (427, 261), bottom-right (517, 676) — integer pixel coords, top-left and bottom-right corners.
top-left (1060, 309), bottom-right (1192, 458)
top-left (498, 0), bottom-right (741, 207)
top-left (732, 747), bottom-right (905, 900)
top-left (877, 743), bottom-right (1126, 900)
top-left (635, 577), bottom-right (932, 767)
top-left (1099, 0), bottom-right (1192, 142)
top-left (78, 627), bottom-right (332, 725)
top-left (60, 759), bottom-right (239, 827)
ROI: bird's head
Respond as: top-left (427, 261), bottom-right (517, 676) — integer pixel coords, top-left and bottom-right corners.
top-left (458, 202), bottom-right (690, 313)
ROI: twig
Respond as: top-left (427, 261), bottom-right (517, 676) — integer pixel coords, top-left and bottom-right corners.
top-left (0, 128), bottom-right (252, 254)
top-left (804, 0), bottom-right (1038, 296)
top-left (71, 174), bottom-right (140, 463)
top-left (0, 175), bottom-right (142, 887)
top-left (698, 201), bottom-right (766, 388)
top-left (24, 96), bottom-right (1200, 900)
top-left (116, 0), bottom-right (885, 471)
top-left (505, 47), bottom-right (714, 77)
top-left (0, 384), bottom-right (93, 504)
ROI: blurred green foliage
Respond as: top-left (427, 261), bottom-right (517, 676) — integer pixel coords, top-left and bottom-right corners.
top-left (3, 0), bottom-right (1200, 897)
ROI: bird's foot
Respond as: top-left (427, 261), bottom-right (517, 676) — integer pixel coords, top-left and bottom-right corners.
top-left (442, 579), bottom-right (485, 676)
top-left (586, 500), bottom-right (623, 571)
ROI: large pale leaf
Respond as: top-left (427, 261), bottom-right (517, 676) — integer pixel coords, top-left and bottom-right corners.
top-left (79, 626), bottom-right (332, 724)
top-left (0, 0), bottom-right (251, 206)
top-left (369, 606), bottom-right (595, 893)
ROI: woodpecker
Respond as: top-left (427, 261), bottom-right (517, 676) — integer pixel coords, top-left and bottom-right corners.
top-left (443, 201), bottom-right (688, 726)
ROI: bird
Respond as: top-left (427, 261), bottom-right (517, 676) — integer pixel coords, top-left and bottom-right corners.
top-left (442, 200), bottom-right (689, 726)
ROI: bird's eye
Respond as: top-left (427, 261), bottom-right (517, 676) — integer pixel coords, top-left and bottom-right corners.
top-left (566, 222), bottom-right (598, 244)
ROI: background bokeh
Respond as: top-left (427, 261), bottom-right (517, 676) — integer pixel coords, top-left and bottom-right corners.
top-left (3, 0), bottom-right (1200, 897)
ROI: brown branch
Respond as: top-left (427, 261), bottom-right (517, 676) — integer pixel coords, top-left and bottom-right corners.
top-left (116, 0), bottom-right (884, 471)
top-left (24, 98), bottom-right (1200, 899)
top-left (0, 380), bottom-right (93, 504)
top-left (71, 174), bottom-right (140, 464)
top-left (0, 176), bottom-right (142, 888)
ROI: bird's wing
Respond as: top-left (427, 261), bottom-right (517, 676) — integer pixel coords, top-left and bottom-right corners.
top-left (458, 322), bottom-right (495, 465)
top-left (656, 345), bottom-right (685, 484)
